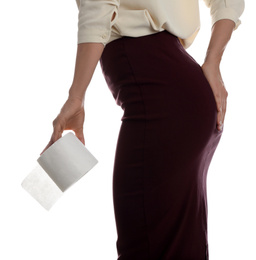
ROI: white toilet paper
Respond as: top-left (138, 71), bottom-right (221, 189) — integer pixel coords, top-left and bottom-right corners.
top-left (21, 132), bottom-right (98, 210)
top-left (21, 165), bottom-right (63, 211)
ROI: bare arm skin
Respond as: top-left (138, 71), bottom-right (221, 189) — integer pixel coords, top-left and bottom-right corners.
top-left (201, 19), bottom-right (236, 131)
top-left (41, 43), bottom-right (104, 154)
top-left (69, 43), bottom-right (105, 102)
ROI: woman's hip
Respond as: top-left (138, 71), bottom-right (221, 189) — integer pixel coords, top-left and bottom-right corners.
top-left (99, 30), bottom-right (218, 137)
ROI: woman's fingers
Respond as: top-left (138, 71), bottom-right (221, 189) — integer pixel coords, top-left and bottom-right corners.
top-left (216, 82), bottom-right (228, 131)
top-left (52, 116), bottom-right (64, 142)
top-left (40, 96), bottom-right (85, 156)
top-left (215, 93), bottom-right (227, 131)
top-left (40, 118), bottom-right (63, 155)
top-left (201, 63), bottom-right (228, 132)
top-left (75, 128), bottom-right (85, 145)
top-left (217, 106), bottom-right (223, 131)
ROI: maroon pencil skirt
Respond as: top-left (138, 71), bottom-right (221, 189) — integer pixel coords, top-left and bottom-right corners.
top-left (99, 30), bottom-right (223, 260)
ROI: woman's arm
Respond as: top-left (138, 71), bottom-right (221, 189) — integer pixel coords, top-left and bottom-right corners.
top-left (201, 19), bottom-right (236, 132)
top-left (40, 43), bottom-right (104, 154)
top-left (69, 43), bottom-right (104, 102)
top-left (41, 0), bottom-right (119, 154)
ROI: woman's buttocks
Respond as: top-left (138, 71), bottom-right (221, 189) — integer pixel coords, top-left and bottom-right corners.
top-left (100, 30), bottom-right (218, 147)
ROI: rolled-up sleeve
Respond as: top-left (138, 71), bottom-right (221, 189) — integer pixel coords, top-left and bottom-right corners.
top-left (203, 0), bottom-right (245, 30)
top-left (76, 0), bottom-right (120, 45)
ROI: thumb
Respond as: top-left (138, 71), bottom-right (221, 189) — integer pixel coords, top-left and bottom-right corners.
top-left (75, 129), bottom-right (85, 146)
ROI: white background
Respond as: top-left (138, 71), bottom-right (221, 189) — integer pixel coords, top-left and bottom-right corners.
top-left (0, 1), bottom-right (254, 259)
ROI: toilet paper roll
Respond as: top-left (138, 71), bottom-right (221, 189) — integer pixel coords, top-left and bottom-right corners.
top-left (21, 165), bottom-right (63, 211)
top-left (21, 132), bottom-right (98, 210)
top-left (37, 132), bottom-right (98, 192)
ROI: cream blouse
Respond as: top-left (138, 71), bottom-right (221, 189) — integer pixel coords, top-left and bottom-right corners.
top-left (75, 0), bottom-right (245, 49)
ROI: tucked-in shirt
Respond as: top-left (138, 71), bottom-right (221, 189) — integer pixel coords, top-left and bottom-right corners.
top-left (75, 0), bottom-right (245, 49)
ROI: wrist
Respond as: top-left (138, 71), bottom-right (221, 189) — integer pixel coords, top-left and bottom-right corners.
top-left (201, 60), bottom-right (221, 76)
top-left (204, 51), bottom-right (222, 67)
top-left (68, 86), bottom-right (85, 105)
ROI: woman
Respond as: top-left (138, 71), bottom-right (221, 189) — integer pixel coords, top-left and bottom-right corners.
top-left (41, 0), bottom-right (245, 259)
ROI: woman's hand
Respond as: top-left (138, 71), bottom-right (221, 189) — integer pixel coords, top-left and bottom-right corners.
top-left (40, 43), bottom-right (104, 156)
top-left (201, 19), bottom-right (235, 132)
top-left (201, 62), bottom-right (228, 132)
top-left (40, 96), bottom-right (85, 155)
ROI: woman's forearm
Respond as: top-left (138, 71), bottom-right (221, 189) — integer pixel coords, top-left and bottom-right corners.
top-left (69, 42), bottom-right (105, 103)
top-left (204, 19), bottom-right (236, 66)
top-left (201, 19), bottom-right (237, 131)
